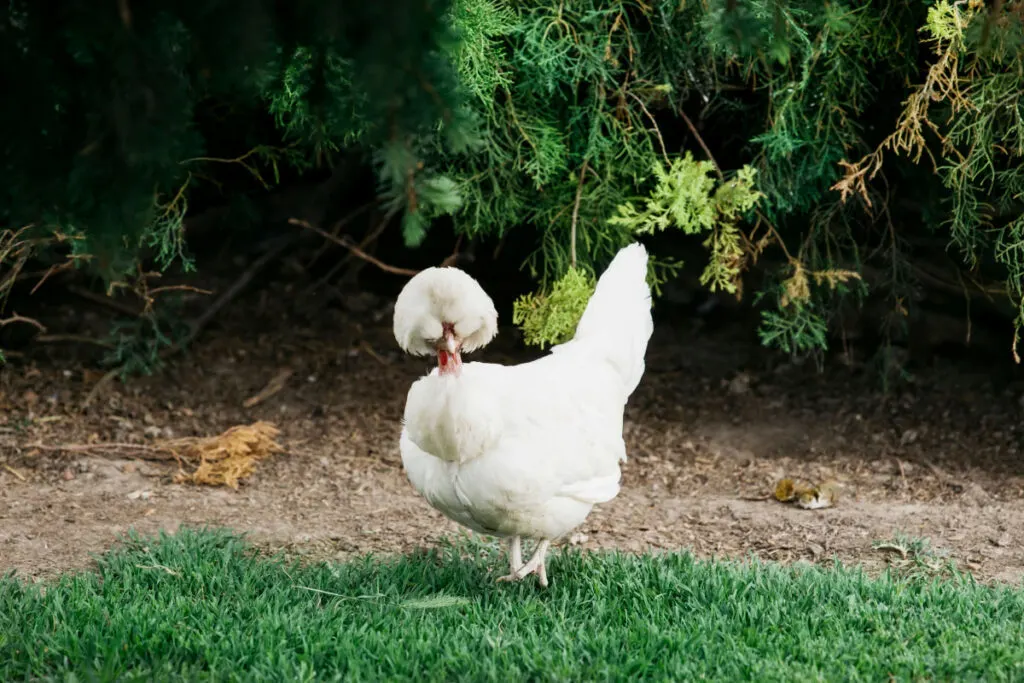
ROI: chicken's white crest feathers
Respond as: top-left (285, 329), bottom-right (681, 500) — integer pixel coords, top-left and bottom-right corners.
top-left (393, 266), bottom-right (498, 356)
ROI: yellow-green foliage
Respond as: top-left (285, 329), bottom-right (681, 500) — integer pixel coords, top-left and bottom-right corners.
top-left (609, 153), bottom-right (721, 235)
top-left (609, 154), bottom-right (762, 294)
top-left (512, 266), bottom-right (595, 348)
top-left (515, 153), bottom-right (761, 349)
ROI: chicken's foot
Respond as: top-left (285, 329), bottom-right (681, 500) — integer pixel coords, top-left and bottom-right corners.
top-left (496, 539), bottom-right (551, 588)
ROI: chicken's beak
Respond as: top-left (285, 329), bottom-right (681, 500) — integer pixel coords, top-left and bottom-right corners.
top-left (444, 331), bottom-right (459, 355)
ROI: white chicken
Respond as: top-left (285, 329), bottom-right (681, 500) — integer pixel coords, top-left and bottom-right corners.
top-left (393, 243), bottom-right (653, 587)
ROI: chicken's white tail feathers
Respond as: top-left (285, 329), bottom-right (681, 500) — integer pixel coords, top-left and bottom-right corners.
top-left (554, 242), bottom-right (653, 397)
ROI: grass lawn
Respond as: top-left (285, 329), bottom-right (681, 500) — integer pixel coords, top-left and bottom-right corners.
top-left (2, 528), bottom-right (1023, 681)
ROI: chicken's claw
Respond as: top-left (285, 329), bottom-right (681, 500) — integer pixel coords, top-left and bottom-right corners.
top-left (496, 539), bottom-right (550, 588)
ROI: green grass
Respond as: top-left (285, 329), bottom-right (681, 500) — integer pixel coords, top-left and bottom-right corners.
top-left (2, 528), bottom-right (1024, 682)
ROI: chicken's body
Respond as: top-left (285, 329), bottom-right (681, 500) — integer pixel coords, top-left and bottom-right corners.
top-left (395, 243), bottom-right (653, 586)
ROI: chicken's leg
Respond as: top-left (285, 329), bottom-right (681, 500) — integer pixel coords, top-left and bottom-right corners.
top-left (497, 539), bottom-right (551, 588)
top-left (509, 536), bottom-right (522, 573)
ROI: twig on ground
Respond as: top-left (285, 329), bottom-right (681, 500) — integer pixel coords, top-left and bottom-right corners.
top-left (31, 441), bottom-right (178, 460)
top-left (358, 340), bottom-right (389, 366)
top-left (147, 284), bottom-right (213, 297)
top-left (3, 464), bottom-right (26, 481)
top-left (82, 235), bottom-right (294, 409)
top-left (29, 422), bottom-right (283, 491)
top-left (874, 543), bottom-right (909, 559)
top-left (243, 368), bottom-right (294, 408)
top-left (29, 259), bottom-right (78, 296)
top-left (895, 457), bottom-right (908, 489)
top-left (81, 369), bottom-right (119, 411)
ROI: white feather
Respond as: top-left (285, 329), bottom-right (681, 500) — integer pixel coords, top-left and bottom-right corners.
top-left (396, 243), bottom-right (653, 541)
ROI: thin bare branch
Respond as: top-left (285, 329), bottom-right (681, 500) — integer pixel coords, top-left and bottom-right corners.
top-left (69, 286), bottom-right (142, 317)
top-left (627, 91), bottom-right (670, 164)
top-left (35, 334), bottom-right (114, 348)
top-left (0, 313), bottom-right (46, 333)
top-left (147, 285), bottom-right (213, 297)
top-left (678, 108), bottom-right (723, 181)
top-left (289, 217), bottom-right (418, 277)
top-left (570, 159), bottom-right (591, 270)
top-left (439, 234), bottom-right (464, 268)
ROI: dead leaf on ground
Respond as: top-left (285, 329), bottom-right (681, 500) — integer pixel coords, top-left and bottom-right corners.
top-left (774, 477), bottom-right (840, 510)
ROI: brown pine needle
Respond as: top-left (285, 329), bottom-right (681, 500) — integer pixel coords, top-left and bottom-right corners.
top-left (3, 464), bottom-right (26, 481)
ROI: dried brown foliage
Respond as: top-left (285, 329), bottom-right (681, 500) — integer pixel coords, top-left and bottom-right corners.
top-left (35, 421), bottom-right (285, 489)
top-left (171, 421), bottom-right (284, 489)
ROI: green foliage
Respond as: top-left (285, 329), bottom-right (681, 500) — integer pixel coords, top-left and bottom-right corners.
top-left (5, 0), bottom-right (1024, 370)
top-left (393, 173), bottom-right (466, 248)
top-left (145, 178), bottom-right (195, 273)
top-left (0, 0), bottom-right (479, 368)
top-left (832, 0), bottom-right (1024, 361)
top-left (4, 528), bottom-right (1024, 680)
top-left (611, 154), bottom-right (762, 295)
top-left (611, 155), bottom-right (724, 236)
top-left (757, 302), bottom-right (829, 356)
top-left (437, 0), bottom-right (678, 286)
top-left (433, 0), bottom-right (923, 357)
top-left (1, 0), bottom-right (471, 281)
top-left (101, 312), bottom-right (189, 380)
top-left (512, 266), bottom-right (595, 348)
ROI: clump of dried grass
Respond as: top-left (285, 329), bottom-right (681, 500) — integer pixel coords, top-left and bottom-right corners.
top-left (34, 421), bottom-right (284, 489)
top-left (170, 421), bottom-right (283, 488)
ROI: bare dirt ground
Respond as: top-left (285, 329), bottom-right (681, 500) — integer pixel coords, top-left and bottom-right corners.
top-left (3, 277), bottom-right (1024, 585)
